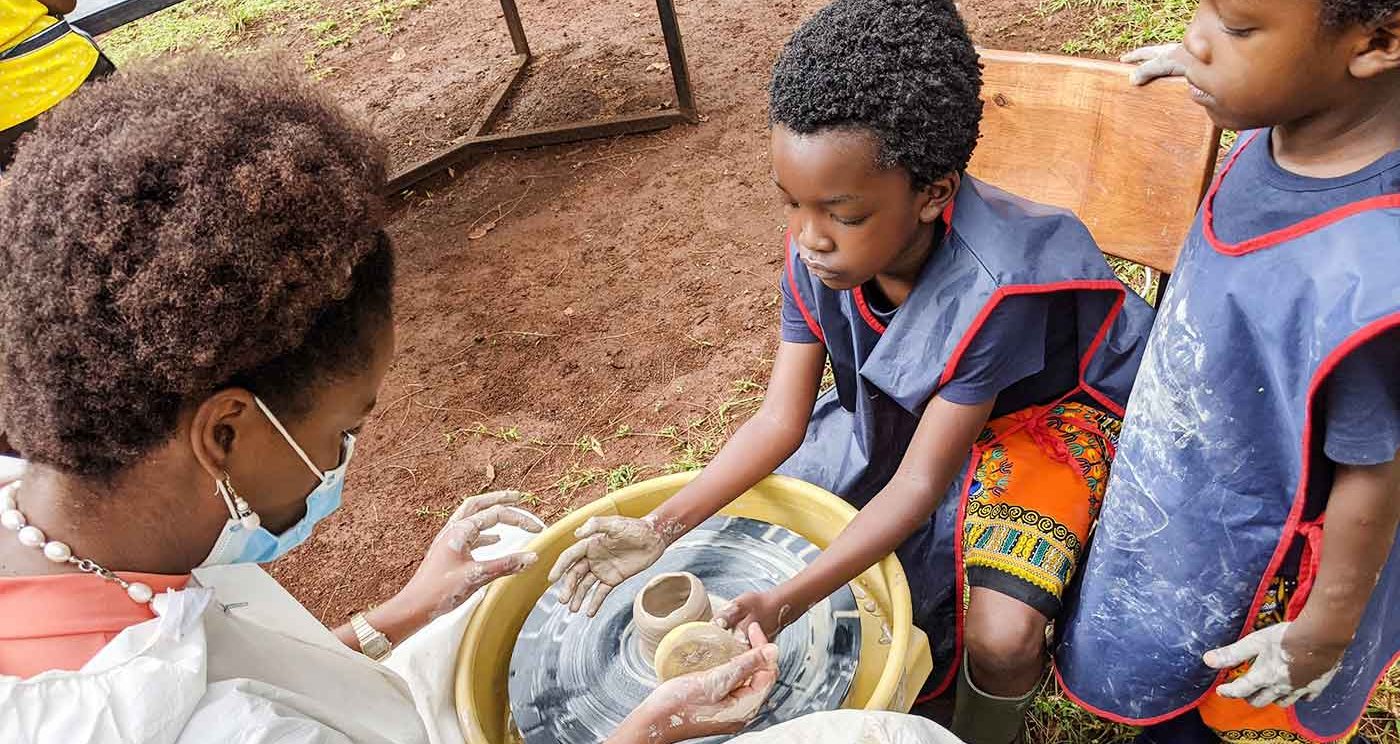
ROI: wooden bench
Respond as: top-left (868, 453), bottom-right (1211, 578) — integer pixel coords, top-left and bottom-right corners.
top-left (968, 49), bottom-right (1221, 276)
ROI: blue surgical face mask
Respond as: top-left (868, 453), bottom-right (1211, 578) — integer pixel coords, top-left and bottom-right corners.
top-left (199, 397), bottom-right (356, 566)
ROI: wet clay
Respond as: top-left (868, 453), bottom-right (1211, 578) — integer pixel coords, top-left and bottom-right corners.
top-left (653, 621), bottom-right (747, 682)
top-left (633, 571), bottom-right (712, 660)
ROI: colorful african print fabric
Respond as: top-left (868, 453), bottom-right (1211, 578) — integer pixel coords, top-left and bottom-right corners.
top-left (963, 401), bottom-right (1121, 618)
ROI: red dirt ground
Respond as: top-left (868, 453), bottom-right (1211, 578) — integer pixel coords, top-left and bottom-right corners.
top-left (266, 0), bottom-right (1103, 627)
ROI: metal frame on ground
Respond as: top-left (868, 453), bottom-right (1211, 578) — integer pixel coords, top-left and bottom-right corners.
top-left (69, 0), bottom-right (699, 195)
top-left (383, 0), bottom-right (697, 194)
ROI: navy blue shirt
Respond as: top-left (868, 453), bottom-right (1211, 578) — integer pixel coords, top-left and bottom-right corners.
top-left (1216, 132), bottom-right (1400, 466)
top-left (781, 271), bottom-right (1080, 417)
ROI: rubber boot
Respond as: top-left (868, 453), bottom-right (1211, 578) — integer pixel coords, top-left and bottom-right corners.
top-left (950, 655), bottom-right (1043, 744)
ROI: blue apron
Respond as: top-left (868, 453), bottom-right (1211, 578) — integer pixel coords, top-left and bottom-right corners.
top-left (778, 176), bottom-right (1153, 695)
top-left (1056, 132), bottom-right (1400, 739)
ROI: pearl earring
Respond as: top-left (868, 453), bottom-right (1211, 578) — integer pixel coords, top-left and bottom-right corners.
top-left (217, 473), bottom-right (261, 531)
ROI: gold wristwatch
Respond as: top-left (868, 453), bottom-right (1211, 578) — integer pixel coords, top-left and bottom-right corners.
top-left (351, 611), bottom-right (392, 661)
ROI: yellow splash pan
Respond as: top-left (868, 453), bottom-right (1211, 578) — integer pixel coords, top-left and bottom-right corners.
top-left (454, 472), bottom-right (933, 742)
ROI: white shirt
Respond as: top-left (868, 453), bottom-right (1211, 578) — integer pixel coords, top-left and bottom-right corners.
top-left (0, 510), bottom-right (541, 744)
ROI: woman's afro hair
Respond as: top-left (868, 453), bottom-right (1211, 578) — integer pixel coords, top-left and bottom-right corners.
top-left (768, 0), bottom-right (983, 189)
top-left (0, 54), bottom-right (390, 478)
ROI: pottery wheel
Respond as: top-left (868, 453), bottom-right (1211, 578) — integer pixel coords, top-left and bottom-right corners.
top-left (509, 515), bottom-right (861, 743)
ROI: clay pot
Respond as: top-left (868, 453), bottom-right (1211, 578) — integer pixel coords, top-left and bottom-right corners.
top-left (632, 571), bottom-right (712, 661)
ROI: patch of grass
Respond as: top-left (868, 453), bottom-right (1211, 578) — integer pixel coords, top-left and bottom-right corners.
top-left (575, 435), bottom-right (605, 457)
top-left (658, 378), bottom-right (766, 473)
top-left (606, 463), bottom-right (646, 491)
top-left (1027, 679), bottom-right (1137, 743)
top-left (1361, 666), bottom-right (1400, 741)
top-left (101, 0), bottom-right (434, 71)
top-left (101, 0), bottom-right (319, 63)
top-left (1039, 0), bottom-right (1195, 55)
top-left (1108, 255), bottom-right (1160, 305)
top-left (362, 0), bottom-right (425, 35)
top-left (413, 504), bottom-right (453, 520)
top-left (553, 465), bottom-right (609, 496)
top-left (444, 422), bottom-right (523, 446)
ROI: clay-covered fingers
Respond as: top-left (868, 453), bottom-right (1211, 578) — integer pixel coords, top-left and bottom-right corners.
top-left (1204, 632), bottom-right (1265, 671)
top-left (1119, 43), bottom-right (1187, 86)
top-left (701, 642), bottom-right (780, 703)
top-left (439, 551), bottom-right (540, 614)
top-left (553, 548), bottom-right (593, 604)
top-left (462, 504), bottom-right (543, 534)
top-left (574, 515), bottom-right (629, 540)
top-left (473, 551), bottom-right (539, 583)
top-left (744, 622), bottom-right (769, 650)
top-left (569, 572), bottom-right (600, 613)
top-left (1119, 43), bottom-right (1177, 64)
top-left (713, 597), bottom-right (756, 635)
top-left (437, 518), bottom-right (482, 554)
top-left (584, 581), bottom-right (613, 617)
top-left (573, 514), bottom-right (666, 548)
top-left (449, 490), bottom-right (525, 522)
top-left (548, 537), bottom-right (592, 585)
top-left (1207, 632), bottom-right (1273, 702)
top-left (564, 570), bottom-right (616, 616)
top-left (1215, 668), bottom-right (1274, 704)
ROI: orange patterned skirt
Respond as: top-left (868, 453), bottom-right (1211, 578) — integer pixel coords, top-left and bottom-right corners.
top-left (963, 401), bottom-right (1121, 618)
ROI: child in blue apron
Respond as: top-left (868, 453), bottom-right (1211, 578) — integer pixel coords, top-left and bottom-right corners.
top-left (1057, 2), bottom-right (1400, 742)
top-left (547, 2), bottom-right (1152, 741)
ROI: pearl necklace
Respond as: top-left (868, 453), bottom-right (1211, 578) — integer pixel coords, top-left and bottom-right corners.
top-left (0, 481), bottom-right (155, 605)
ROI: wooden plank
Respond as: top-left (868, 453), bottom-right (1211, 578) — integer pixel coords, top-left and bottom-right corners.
top-left (968, 49), bottom-right (1220, 273)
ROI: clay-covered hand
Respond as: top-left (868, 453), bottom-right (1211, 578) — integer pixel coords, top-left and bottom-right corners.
top-left (632, 624), bottom-right (780, 743)
top-left (548, 515), bottom-right (674, 617)
top-left (713, 589), bottom-right (802, 640)
top-left (1120, 43), bottom-right (1189, 86)
top-left (396, 490), bottom-right (542, 623)
top-left (1204, 622), bottom-right (1344, 708)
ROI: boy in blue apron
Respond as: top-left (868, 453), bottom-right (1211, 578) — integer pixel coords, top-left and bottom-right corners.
top-left (1057, 1), bottom-right (1400, 742)
top-left (547, 2), bottom-right (1152, 741)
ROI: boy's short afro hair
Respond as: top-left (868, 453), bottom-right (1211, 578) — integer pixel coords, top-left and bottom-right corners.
top-left (0, 54), bottom-right (391, 479)
top-left (1324, 0), bottom-right (1400, 26)
top-left (769, 0), bottom-right (983, 189)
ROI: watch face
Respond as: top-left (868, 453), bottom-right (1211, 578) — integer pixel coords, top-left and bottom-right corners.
top-left (364, 636), bottom-right (391, 660)
top-left (355, 615), bottom-right (391, 659)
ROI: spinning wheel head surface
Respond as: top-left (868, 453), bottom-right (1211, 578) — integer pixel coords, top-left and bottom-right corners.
top-left (508, 516), bottom-right (861, 743)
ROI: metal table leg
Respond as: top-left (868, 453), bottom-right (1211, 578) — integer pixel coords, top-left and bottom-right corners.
top-left (384, 0), bottom-right (697, 194)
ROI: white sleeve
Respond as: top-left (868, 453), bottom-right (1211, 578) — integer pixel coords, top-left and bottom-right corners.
top-left (179, 679), bottom-right (356, 744)
top-left (732, 711), bottom-right (963, 744)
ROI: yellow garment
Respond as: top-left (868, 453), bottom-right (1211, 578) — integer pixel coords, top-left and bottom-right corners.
top-left (1, 0), bottom-right (99, 130)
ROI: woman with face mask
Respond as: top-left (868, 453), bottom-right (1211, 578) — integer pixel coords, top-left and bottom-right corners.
top-left (0, 56), bottom-right (784, 744)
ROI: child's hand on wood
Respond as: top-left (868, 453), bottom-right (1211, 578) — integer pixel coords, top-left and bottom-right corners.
top-left (548, 515), bottom-right (672, 616)
top-left (1204, 622), bottom-right (1344, 707)
top-left (1121, 43), bottom-right (1189, 86)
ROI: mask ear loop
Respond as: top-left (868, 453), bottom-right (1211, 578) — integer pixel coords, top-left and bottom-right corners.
top-left (217, 472), bottom-right (261, 530)
top-left (253, 396), bottom-right (327, 482)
